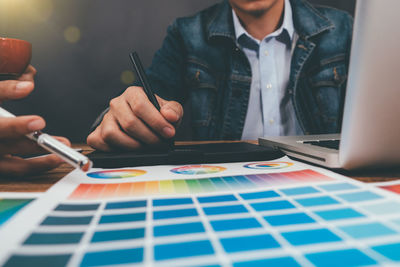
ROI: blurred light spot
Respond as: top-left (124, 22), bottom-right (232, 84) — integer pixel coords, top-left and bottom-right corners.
top-left (64, 26), bottom-right (81, 43)
top-left (121, 70), bottom-right (135, 85)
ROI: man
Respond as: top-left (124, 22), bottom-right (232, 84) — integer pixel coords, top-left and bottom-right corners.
top-left (0, 65), bottom-right (70, 177)
top-left (87, 0), bottom-right (353, 151)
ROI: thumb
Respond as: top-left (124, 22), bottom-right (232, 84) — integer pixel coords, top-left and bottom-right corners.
top-left (157, 97), bottom-right (183, 125)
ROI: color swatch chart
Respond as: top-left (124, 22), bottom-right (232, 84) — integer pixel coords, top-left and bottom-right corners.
top-left (0, 199), bottom-right (33, 227)
top-left (69, 169), bottom-right (332, 200)
top-left (4, 176), bottom-right (400, 266)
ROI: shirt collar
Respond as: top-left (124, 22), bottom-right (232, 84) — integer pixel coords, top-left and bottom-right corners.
top-left (232, 0), bottom-right (295, 46)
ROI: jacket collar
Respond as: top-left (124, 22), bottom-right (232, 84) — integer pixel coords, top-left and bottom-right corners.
top-left (206, 0), bottom-right (335, 42)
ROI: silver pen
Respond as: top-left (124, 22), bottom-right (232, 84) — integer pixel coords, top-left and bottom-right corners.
top-left (0, 106), bottom-right (92, 172)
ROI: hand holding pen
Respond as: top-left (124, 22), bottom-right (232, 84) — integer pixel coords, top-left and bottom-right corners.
top-left (0, 65), bottom-right (91, 176)
top-left (87, 51), bottom-right (183, 152)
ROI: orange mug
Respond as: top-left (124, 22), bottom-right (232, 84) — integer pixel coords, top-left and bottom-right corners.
top-left (0, 37), bottom-right (32, 80)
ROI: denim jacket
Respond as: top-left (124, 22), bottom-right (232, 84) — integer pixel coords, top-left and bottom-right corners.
top-left (90, 0), bottom-right (352, 141)
top-left (146, 0), bottom-right (353, 140)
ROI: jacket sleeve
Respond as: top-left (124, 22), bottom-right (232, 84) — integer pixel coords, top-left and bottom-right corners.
top-left (146, 21), bottom-right (187, 104)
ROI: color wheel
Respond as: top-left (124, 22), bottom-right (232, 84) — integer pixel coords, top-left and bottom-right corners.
top-left (244, 162), bottom-right (294, 169)
top-left (87, 169), bottom-right (146, 179)
top-left (170, 165), bottom-right (226, 175)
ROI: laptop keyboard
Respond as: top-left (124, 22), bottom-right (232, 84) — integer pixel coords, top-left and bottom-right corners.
top-left (303, 140), bottom-right (340, 150)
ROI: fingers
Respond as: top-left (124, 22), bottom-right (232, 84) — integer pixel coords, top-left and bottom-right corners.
top-left (0, 116), bottom-right (46, 139)
top-left (0, 135), bottom-right (70, 157)
top-left (87, 113), bottom-right (141, 151)
top-left (158, 97), bottom-right (184, 126)
top-left (123, 87), bottom-right (176, 139)
top-left (0, 80), bottom-right (34, 101)
top-left (110, 95), bottom-right (161, 144)
top-left (18, 65), bottom-right (37, 82)
top-left (0, 138), bottom-right (43, 156)
top-left (0, 65), bottom-right (36, 101)
top-left (0, 154), bottom-right (63, 178)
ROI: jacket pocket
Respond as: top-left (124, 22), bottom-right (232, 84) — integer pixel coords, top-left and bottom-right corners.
top-left (185, 58), bottom-right (218, 137)
top-left (307, 57), bottom-right (347, 131)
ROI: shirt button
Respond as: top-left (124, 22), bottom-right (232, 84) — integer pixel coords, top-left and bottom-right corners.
top-left (264, 50), bottom-right (269, 56)
top-left (269, 119), bottom-right (275, 124)
top-left (266, 83), bottom-right (272, 89)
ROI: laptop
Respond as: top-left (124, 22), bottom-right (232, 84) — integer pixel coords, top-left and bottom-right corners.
top-left (259, 0), bottom-right (400, 170)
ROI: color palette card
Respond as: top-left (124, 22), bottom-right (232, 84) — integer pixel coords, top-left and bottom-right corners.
top-left (1, 157), bottom-right (400, 267)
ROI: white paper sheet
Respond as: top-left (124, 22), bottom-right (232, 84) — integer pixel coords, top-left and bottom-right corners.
top-left (1, 157), bottom-right (400, 266)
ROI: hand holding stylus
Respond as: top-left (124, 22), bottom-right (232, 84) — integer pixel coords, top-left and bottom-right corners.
top-left (88, 52), bottom-right (183, 151)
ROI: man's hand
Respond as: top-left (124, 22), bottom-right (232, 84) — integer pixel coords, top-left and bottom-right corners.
top-left (87, 86), bottom-right (183, 151)
top-left (0, 65), bottom-right (71, 177)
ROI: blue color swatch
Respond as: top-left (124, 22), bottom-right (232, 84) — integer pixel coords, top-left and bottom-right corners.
top-left (81, 247), bottom-right (143, 266)
top-left (154, 222), bottom-right (205, 237)
top-left (203, 204), bottom-right (247, 215)
top-left (91, 228), bottom-right (144, 243)
top-left (361, 201), bottom-right (400, 215)
top-left (315, 208), bottom-right (364, 221)
top-left (220, 234), bottom-right (280, 253)
top-left (339, 222), bottom-right (397, 239)
top-left (41, 216), bottom-right (93, 226)
top-left (282, 228), bottom-right (341, 246)
top-left (105, 200), bottom-right (146, 210)
top-left (318, 183), bottom-right (359, 192)
top-left (264, 212), bottom-right (315, 226)
top-left (154, 240), bottom-right (214, 261)
top-left (153, 208), bottom-right (198, 220)
top-left (372, 242), bottom-right (400, 261)
top-left (337, 191), bottom-right (382, 203)
top-left (4, 254), bottom-right (71, 267)
top-left (280, 186), bottom-right (320, 196)
top-left (305, 248), bottom-right (376, 267)
top-left (210, 218), bottom-right (262, 232)
top-left (153, 198), bottom-right (193, 206)
top-left (99, 213), bottom-right (145, 224)
top-left (251, 200), bottom-right (295, 212)
top-left (197, 195), bottom-right (237, 203)
top-left (295, 196), bottom-right (339, 207)
top-left (240, 190), bottom-right (279, 200)
top-left (24, 232), bottom-right (83, 245)
top-left (234, 257), bottom-right (300, 267)
top-left (54, 204), bottom-right (99, 211)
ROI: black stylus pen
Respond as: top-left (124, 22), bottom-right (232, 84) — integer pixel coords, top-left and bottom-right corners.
top-left (129, 51), bottom-right (174, 148)
top-left (129, 52), bottom-right (161, 110)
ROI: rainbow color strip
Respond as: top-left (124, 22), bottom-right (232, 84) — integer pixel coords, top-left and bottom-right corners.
top-left (244, 162), bottom-right (294, 169)
top-left (0, 199), bottom-right (33, 226)
top-left (170, 165), bottom-right (226, 175)
top-left (69, 169), bottom-right (333, 200)
top-left (87, 169), bottom-right (146, 179)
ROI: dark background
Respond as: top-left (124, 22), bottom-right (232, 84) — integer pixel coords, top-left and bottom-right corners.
top-left (0, 0), bottom-right (355, 142)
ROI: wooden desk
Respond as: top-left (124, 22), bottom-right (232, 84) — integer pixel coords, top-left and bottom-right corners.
top-left (1, 142), bottom-right (399, 192)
